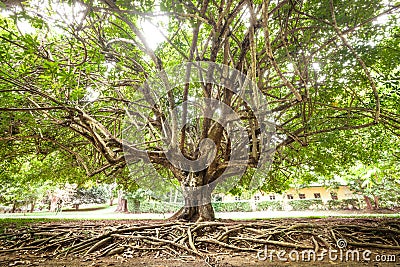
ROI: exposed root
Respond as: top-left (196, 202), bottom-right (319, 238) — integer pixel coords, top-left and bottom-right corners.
top-left (169, 204), bottom-right (215, 222)
top-left (0, 218), bottom-right (399, 262)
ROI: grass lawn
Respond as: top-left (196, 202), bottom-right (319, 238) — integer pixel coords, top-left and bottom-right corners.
top-left (0, 207), bottom-right (399, 224)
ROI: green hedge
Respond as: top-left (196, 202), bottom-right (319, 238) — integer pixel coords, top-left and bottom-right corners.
top-left (288, 199), bottom-right (324, 210)
top-left (381, 197), bottom-right (400, 209)
top-left (128, 200), bottom-right (253, 213)
top-left (128, 198), bottom-right (365, 213)
top-left (212, 202), bottom-right (252, 212)
top-left (128, 200), bottom-right (182, 213)
top-left (327, 199), bottom-right (361, 210)
top-left (256, 200), bottom-right (283, 211)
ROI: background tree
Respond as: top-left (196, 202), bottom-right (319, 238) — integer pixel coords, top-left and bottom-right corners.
top-left (0, 152), bottom-right (80, 212)
top-left (344, 161), bottom-right (400, 210)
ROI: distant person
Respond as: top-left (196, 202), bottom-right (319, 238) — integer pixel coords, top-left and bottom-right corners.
top-left (56, 199), bottom-right (63, 213)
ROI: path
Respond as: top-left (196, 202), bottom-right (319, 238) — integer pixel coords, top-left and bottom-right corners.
top-left (0, 205), bottom-right (397, 220)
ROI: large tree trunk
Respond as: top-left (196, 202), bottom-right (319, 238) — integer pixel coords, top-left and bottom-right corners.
top-left (170, 181), bottom-right (215, 222)
top-left (170, 203), bottom-right (215, 222)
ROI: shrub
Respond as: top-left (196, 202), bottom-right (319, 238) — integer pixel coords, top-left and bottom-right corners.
top-left (341, 199), bottom-right (361, 209)
top-left (127, 200), bottom-right (182, 213)
top-left (212, 202), bottom-right (252, 212)
top-left (256, 200), bottom-right (283, 211)
top-left (288, 199), bottom-right (324, 210)
top-left (71, 186), bottom-right (109, 205)
top-left (327, 199), bottom-right (361, 210)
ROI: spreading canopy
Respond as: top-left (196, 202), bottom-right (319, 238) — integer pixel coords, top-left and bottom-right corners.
top-left (1, 0), bottom-right (400, 217)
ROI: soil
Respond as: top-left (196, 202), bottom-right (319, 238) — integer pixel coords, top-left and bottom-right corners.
top-left (2, 251), bottom-right (399, 267)
top-left (0, 218), bottom-right (399, 267)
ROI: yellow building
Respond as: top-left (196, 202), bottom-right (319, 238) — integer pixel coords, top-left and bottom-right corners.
top-left (220, 185), bottom-right (357, 203)
top-left (281, 185), bottom-right (357, 203)
top-left (216, 184), bottom-right (361, 211)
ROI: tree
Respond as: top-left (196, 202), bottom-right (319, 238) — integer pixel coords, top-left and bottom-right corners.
top-left (345, 161), bottom-right (400, 210)
top-left (0, 152), bottom-right (79, 212)
top-left (0, 0), bottom-right (399, 221)
top-left (71, 184), bottom-right (109, 208)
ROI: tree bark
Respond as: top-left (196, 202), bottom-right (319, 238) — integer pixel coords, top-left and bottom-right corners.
top-left (109, 183), bottom-right (116, 206)
top-left (120, 199), bottom-right (128, 213)
top-left (363, 195), bottom-right (374, 210)
top-left (30, 201), bottom-right (35, 213)
top-left (373, 195), bottom-right (379, 209)
top-left (11, 201), bottom-right (16, 213)
top-left (115, 189), bottom-right (128, 212)
top-left (170, 181), bottom-right (215, 222)
top-left (170, 203), bottom-right (215, 222)
top-left (48, 193), bottom-right (59, 212)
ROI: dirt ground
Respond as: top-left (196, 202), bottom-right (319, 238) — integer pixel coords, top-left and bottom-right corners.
top-left (2, 252), bottom-right (399, 267)
top-left (0, 218), bottom-right (399, 267)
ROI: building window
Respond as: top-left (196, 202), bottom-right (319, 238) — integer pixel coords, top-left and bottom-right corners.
top-left (287, 194), bottom-right (294, 200)
top-left (314, 193), bottom-right (321, 199)
top-left (234, 196), bottom-right (241, 201)
top-left (269, 195), bottom-right (275, 200)
top-left (214, 195), bottom-right (222, 202)
top-left (299, 194), bottom-right (306, 199)
top-left (330, 192), bottom-right (338, 200)
top-left (254, 195), bottom-right (260, 201)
